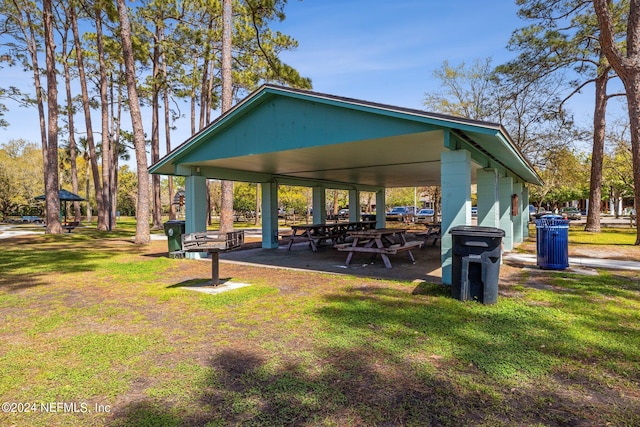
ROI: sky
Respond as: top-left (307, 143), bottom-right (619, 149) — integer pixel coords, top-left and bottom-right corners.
top-left (0, 0), bottom-right (623, 159)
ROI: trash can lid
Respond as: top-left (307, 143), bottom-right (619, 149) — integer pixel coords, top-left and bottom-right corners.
top-left (164, 220), bottom-right (185, 224)
top-left (535, 215), bottom-right (570, 227)
top-left (449, 225), bottom-right (506, 237)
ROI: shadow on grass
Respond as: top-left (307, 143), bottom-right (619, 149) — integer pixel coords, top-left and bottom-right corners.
top-left (109, 278), bottom-right (639, 426)
top-left (165, 278), bottom-right (233, 289)
top-left (0, 235), bottom-right (133, 292)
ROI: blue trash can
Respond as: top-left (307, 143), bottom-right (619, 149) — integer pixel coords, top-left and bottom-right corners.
top-left (535, 215), bottom-right (569, 270)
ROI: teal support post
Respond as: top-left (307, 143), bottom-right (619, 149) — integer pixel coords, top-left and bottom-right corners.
top-left (441, 150), bottom-right (472, 285)
top-left (375, 189), bottom-right (386, 229)
top-left (184, 174), bottom-right (207, 259)
top-left (522, 186), bottom-right (530, 238)
top-left (499, 176), bottom-right (514, 251)
top-left (512, 182), bottom-right (523, 245)
top-left (477, 168), bottom-right (500, 228)
top-left (312, 187), bottom-right (326, 224)
top-left (349, 189), bottom-right (360, 221)
top-left (261, 181), bottom-right (279, 249)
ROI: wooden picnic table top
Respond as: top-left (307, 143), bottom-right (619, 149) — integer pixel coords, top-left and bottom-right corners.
top-left (290, 221), bottom-right (375, 230)
top-left (346, 228), bottom-right (407, 238)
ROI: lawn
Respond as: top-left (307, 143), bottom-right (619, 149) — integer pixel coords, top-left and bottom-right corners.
top-left (0, 223), bottom-right (639, 426)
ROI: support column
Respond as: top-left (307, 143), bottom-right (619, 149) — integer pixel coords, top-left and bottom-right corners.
top-left (375, 189), bottom-right (386, 229)
top-left (513, 182), bottom-right (523, 245)
top-left (476, 168), bottom-right (500, 228)
top-left (349, 189), bottom-right (361, 221)
top-left (261, 181), bottom-right (279, 249)
top-left (499, 177), bottom-right (514, 251)
top-left (184, 174), bottom-right (208, 259)
top-left (312, 187), bottom-right (326, 224)
top-left (440, 150), bottom-right (472, 286)
top-left (522, 186), bottom-right (530, 238)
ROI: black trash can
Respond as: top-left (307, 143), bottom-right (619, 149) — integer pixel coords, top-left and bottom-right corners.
top-left (535, 215), bottom-right (569, 270)
top-left (163, 220), bottom-right (185, 254)
top-left (450, 226), bottom-right (505, 304)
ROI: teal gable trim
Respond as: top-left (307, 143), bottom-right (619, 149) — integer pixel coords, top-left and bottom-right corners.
top-left (149, 84), bottom-right (542, 187)
top-left (174, 97), bottom-right (438, 165)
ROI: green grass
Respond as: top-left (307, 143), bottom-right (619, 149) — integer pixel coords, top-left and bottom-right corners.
top-left (568, 228), bottom-right (638, 245)
top-left (0, 226), bottom-right (639, 426)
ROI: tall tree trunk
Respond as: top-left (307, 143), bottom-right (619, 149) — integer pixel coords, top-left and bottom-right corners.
top-left (109, 74), bottom-right (122, 228)
top-left (219, 0), bottom-right (234, 234)
top-left (594, 0), bottom-right (640, 244)
top-left (162, 47), bottom-right (176, 221)
top-left (14, 8), bottom-right (47, 159)
top-left (85, 155), bottom-right (92, 223)
top-left (151, 23), bottom-right (163, 230)
top-left (627, 81), bottom-right (640, 244)
top-left (64, 58), bottom-right (81, 222)
top-left (585, 65), bottom-right (609, 232)
top-left (116, 0), bottom-right (150, 244)
top-left (190, 61), bottom-right (197, 135)
top-left (199, 54), bottom-right (210, 131)
top-left (206, 58), bottom-right (215, 123)
top-left (95, 11), bottom-right (112, 231)
top-left (43, 0), bottom-right (62, 233)
top-left (60, 3), bottom-right (80, 222)
top-left (70, 4), bottom-right (104, 228)
top-left (20, 10), bottom-right (50, 225)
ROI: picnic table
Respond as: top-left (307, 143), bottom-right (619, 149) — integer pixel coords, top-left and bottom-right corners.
top-left (287, 221), bottom-right (375, 252)
top-left (414, 222), bottom-right (441, 245)
top-left (335, 228), bottom-right (423, 268)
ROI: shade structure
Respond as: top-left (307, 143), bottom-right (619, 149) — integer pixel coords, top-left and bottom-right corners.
top-left (35, 189), bottom-right (85, 223)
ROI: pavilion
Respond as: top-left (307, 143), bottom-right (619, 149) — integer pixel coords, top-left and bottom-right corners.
top-left (149, 85), bottom-right (542, 284)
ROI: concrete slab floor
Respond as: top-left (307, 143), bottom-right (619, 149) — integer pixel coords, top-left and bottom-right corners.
top-left (219, 238), bottom-right (443, 284)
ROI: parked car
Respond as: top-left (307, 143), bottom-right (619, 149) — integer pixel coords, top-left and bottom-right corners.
top-left (560, 206), bottom-right (582, 220)
top-left (385, 206), bottom-right (416, 222)
top-left (415, 208), bottom-right (436, 223)
top-left (21, 215), bottom-right (43, 223)
top-left (361, 213), bottom-right (376, 222)
top-left (471, 207), bottom-right (477, 217)
top-left (533, 209), bottom-right (554, 219)
top-left (337, 208), bottom-right (349, 219)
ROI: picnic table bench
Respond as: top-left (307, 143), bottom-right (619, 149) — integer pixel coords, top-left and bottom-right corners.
top-left (336, 228), bottom-right (423, 268)
top-left (413, 222), bottom-right (441, 245)
top-left (181, 230), bottom-right (244, 286)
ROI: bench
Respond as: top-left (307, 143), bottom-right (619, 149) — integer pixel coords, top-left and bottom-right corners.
top-left (336, 240), bottom-right (423, 268)
top-left (63, 221), bottom-right (80, 233)
top-left (414, 230), bottom-right (441, 245)
top-left (333, 240), bottom-right (371, 250)
top-left (385, 241), bottom-right (424, 253)
top-left (414, 223), bottom-right (441, 246)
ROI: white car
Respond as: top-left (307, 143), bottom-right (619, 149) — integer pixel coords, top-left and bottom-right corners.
top-left (415, 208), bottom-right (435, 223)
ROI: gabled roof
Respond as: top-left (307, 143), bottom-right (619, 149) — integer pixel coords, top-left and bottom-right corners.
top-left (149, 84), bottom-right (542, 187)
